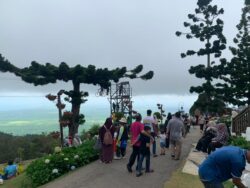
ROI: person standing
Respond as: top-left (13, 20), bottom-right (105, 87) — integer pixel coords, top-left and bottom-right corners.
top-left (164, 113), bottom-right (172, 149)
top-left (199, 115), bottom-right (205, 133)
top-left (127, 113), bottom-right (152, 172)
top-left (199, 146), bottom-right (250, 188)
top-left (143, 109), bottom-right (157, 157)
top-left (166, 112), bottom-right (185, 160)
top-left (115, 117), bottom-right (129, 159)
top-left (99, 118), bottom-right (115, 164)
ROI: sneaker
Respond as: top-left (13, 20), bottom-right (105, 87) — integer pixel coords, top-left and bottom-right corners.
top-left (127, 164), bottom-right (132, 173)
top-left (153, 154), bottom-right (158, 157)
top-left (114, 156), bottom-right (121, 160)
top-left (193, 149), bottom-right (200, 152)
top-left (171, 154), bottom-right (175, 158)
top-left (136, 172), bottom-right (143, 177)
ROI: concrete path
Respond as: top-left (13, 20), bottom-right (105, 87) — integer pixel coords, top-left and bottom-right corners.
top-left (43, 128), bottom-right (201, 188)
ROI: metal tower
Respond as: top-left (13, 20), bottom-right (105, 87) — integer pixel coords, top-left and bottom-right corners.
top-left (109, 81), bottom-right (132, 115)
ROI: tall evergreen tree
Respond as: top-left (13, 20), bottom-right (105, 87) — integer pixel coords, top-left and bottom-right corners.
top-left (217, 0), bottom-right (250, 106)
top-left (0, 54), bottom-right (154, 137)
top-left (176, 0), bottom-right (227, 113)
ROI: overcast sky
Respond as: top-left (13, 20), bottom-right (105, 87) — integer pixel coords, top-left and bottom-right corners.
top-left (0, 0), bottom-right (244, 96)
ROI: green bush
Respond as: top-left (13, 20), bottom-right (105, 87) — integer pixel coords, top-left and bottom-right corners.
top-left (229, 136), bottom-right (250, 149)
top-left (26, 140), bottom-right (99, 187)
top-left (81, 124), bottom-right (100, 140)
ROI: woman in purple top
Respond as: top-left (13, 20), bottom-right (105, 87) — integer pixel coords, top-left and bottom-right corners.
top-left (99, 118), bottom-right (115, 163)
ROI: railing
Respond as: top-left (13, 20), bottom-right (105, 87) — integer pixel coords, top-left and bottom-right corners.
top-left (232, 106), bottom-right (250, 135)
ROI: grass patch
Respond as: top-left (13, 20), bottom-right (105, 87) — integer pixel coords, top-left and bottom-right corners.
top-left (0, 173), bottom-right (33, 188)
top-left (164, 168), bottom-right (234, 188)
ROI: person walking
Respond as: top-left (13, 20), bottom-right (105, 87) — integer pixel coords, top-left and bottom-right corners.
top-left (136, 126), bottom-right (154, 177)
top-left (127, 114), bottom-right (145, 172)
top-left (199, 146), bottom-right (250, 188)
top-left (143, 109), bottom-right (158, 157)
top-left (166, 112), bottom-right (185, 160)
top-left (127, 113), bottom-right (152, 172)
top-left (159, 130), bottom-right (166, 155)
top-left (99, 118), bottom-right (115, 164)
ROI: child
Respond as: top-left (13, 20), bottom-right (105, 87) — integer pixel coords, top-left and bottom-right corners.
top-left (136, 126), bottom-right (154, 177)
top-left (159, 130), bottom-right (166, 155)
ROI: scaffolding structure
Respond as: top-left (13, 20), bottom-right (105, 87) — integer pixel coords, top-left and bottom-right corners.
top-left (109, 81), bottom-right (132, 115)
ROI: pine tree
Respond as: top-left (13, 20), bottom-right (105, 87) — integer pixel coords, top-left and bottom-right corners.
top-left (217, 0), bottom-right (250, 106)
top-left (0, 54), bottom-right (154, 137)
top-left (176, 0), bottom-right (227, 113)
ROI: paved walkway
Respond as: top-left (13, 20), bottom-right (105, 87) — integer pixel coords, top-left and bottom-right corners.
top-left (43, 128), bottom-right (201, 188)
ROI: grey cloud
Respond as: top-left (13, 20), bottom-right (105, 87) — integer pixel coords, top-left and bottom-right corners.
top-left (0, 0), bottom-right (243, 95)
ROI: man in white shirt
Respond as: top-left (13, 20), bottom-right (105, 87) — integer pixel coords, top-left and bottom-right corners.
top-left (143, 109), bottom-right (158, 157)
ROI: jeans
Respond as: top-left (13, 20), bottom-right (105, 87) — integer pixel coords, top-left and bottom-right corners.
top-left (136, 153), bottom-right (150, 174)
top-left (116, 146), bottom-right (126, 157)
top-left (202, 181), bottom-right (224, 188)
top-left (127, 146), bottom-right (140, 168)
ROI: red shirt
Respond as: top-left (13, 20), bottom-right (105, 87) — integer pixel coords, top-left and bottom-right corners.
top-left (130, 121), bottom-right (144, 147)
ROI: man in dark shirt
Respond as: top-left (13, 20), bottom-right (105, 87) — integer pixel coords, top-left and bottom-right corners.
top-left (136, 126), bottom-right (154, 177)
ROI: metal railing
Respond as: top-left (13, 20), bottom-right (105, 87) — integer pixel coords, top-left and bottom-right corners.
top-left (232, 106), bottom-right (250, 135)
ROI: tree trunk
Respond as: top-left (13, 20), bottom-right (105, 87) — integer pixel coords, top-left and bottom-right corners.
top-left (207, 39), bottom-right (210, 68)
top-left (69, 81), bottom-right (81, 138)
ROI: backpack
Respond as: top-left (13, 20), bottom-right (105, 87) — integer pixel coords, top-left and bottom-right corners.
top-left (103, 125), bottom-right (113, 145)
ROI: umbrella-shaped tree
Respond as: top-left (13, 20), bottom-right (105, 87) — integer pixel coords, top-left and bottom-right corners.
top-left (0, 54), bottom-right (154, 138)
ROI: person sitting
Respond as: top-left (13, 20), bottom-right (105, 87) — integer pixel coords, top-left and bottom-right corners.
top-left (2, 160), bottom-right (17, 180)
top-left (193, 121), bottom-right (217, 153)
top-left (207, 123), bottom-right (229, 154)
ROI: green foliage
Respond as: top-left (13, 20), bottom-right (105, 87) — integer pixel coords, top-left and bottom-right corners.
top-left (81, 124), bottom-right (100, 140)
top-left (217, 116), bottom-right (232, 127)
top-left (216, 3), bottom-right (250, 105)
top-left (154, 112), bottom-right (162, 120)
top-left (229, 136), bottom-right (250, 149)
top-left (0, 132), bottom-right (59, 164)
top-left (88, 124), bottom-right (100, 137)
top-left (176, 0), bottom-right (227, 110)
top-left (26, 140), bottom-right (99, 187)
top-left (189, 93), bottom-right (226, 115)
top-left (0, 55), bottom-right (154, 136)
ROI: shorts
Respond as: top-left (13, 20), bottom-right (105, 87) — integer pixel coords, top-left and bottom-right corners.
top-left (160, 142), bottom-right (166, 148)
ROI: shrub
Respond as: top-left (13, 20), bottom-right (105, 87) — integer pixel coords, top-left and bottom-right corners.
top-left (81, 124), bottom-right (100, 140)
top-left (26, 140), bottom-right (99, 187)
top-left (229, 136), bottom-right (250, 149)
top-left (0, 132), bottom-right (59, 163)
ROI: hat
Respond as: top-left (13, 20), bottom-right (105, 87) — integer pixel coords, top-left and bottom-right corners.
top-left (119, 117), bottom-right (127, 124)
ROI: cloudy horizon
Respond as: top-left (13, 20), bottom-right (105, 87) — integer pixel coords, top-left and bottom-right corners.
top-left (0, 0), bottom-right (244, 97)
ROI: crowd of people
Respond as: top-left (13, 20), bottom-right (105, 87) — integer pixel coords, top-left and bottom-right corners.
top-left (97, 109), bottom-right (250, 188)
top-left (98, 109), bottom-right (187, 177)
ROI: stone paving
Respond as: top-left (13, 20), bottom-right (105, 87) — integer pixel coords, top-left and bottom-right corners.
top-left (43, 128), bottom-right (201, 188)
